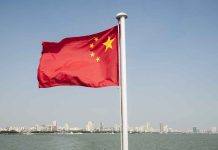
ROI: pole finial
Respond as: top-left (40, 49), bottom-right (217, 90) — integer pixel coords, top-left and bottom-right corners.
top-left (116, 12), bottom-right (128, 20)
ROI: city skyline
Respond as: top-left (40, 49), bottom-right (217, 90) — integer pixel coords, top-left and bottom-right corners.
top-left (0, 120), bottom-right (217, 134)
top-left (1, 1), bottom-right (218, 129)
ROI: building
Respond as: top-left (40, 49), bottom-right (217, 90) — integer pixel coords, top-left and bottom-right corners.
top-left (64, 123), bottom-right (70, 131)
top-left (144, 122), bottom-right (151, 132)
top-left (85, 121), bottom-right (95, 132)
top-left (211, 127), bottom-right (217, 133)
top-left (135, 126), bottom-right (144, 133)
top-left (99, 122), bottom-right (104, 132)
top-left (193, 127), bottom-right (198, 133)
top-left (35, 124), bottom-right (41, 131)
top-left (114, 124), bottom-right (120, 132)
top-left (160, 123), bottom-right (168, 133)
top-left (52, 121), bottom-right (58, 131)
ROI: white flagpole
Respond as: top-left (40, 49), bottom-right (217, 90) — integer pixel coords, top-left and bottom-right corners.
top-left (116, 12), bottom-right (128, 150)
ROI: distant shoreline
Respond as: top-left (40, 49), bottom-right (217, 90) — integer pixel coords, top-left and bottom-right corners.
top-left (1, 131), bottom-right (217, 135)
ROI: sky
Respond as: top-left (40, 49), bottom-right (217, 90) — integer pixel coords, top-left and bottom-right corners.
top-left (0, 0), bottom-right (218, 130)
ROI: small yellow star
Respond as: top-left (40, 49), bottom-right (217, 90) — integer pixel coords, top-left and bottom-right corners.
top-left (90, 43), bottom-right (94, 49)
top-left (103, 36), bottom-right (115, 52)
top-left (90, 52), bottom-right (95, 57)
top-left (94, 37), bottom-right (98, 42)
top-left (96, 57), bottom-right (100, 62)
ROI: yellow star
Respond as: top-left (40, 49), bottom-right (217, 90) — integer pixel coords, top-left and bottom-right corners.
top-left (96, 57), bottom-right (100, 62)
top-left (94, 37), bottom-right (98, 42)
top-left (103, 36), bottom-right (115, 52)
top-left (90, 52), bottom-right (95, 57)
top-left (90, 43), bottom-right (94, 49)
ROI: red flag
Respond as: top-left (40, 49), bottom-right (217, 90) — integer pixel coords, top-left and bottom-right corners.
top-left (37, 26), bottom-right (119, 88)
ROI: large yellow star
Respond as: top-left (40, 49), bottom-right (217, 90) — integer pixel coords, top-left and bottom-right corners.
top-left (103, 36), bottom-right (115, 52)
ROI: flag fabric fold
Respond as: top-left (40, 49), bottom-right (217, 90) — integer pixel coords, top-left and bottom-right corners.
top-left (37, 26), bottom-right (119, 88)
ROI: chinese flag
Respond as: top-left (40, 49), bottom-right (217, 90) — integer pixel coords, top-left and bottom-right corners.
top-left (38, 26), bottom-right (119, 88)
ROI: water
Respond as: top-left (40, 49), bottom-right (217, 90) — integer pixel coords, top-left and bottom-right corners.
top-left (0, 133), bottom-right (218, 150)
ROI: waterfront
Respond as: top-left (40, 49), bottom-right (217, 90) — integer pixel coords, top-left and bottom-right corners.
top-left (0, 134), bottom-right (218, 150)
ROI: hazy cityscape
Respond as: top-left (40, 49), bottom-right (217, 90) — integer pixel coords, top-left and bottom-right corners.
top-left (0, 121), bottom-right (217, 134)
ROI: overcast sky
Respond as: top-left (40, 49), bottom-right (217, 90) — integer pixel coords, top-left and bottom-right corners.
top-left (0, 0), bottom-right (218, 130)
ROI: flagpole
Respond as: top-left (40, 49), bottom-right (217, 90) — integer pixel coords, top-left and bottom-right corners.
top-left (116, 12), bottom-right (128, 150)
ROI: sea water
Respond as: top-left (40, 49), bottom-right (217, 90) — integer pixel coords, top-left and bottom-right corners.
top-left (0, 133), bottom-right (218, 150)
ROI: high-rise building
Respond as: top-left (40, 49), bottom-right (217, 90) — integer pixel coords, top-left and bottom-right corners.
top-left (160, 123), bottom-right (168, 133)
top-left (193, 127), bottom-right (198, 133)
top-left (99, 122), bottom-right (104, 132)
top-left (86, 121), bottom-right (95, 132)
top-left (35, 124), bottom-right (41, 131)
top-left (52, 121), bottom-right (58, 131)
top-left (211, 127), bottom-right (217, 133)
top-left (64, 123), bottom-right (70, 131)
top-left (53, 121), bottom-right (57, 126)
top-left (114, 124), bottom-right (120, 132)
top-left (144, 122), bottom-right (151, 132)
